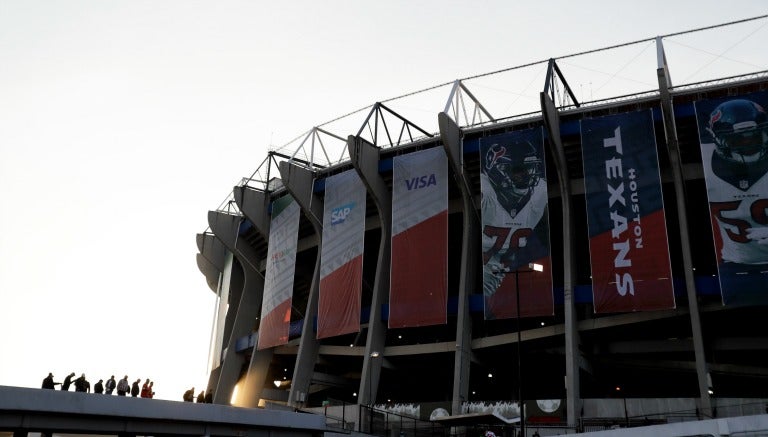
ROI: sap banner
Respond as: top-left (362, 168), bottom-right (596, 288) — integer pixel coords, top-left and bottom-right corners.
top-left (694, 91), bottom-right (768, 306)
top-left (479, 128), bottom-right (554, 320)
top-left (581, 110), bottom-right (675, 313)
top-left (390, 147), bottom-right (448, 328)
top-left (258, 195), bottom-right (300, 349)
top-left (318, 170), bottom-right (366, 338)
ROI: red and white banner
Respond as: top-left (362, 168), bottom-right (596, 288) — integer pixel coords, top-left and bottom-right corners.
top-left (390, 147), bottom-right (448, 328)
top-left (258, 195), bottom-right (300, 349)
top-left (318, 170), bottom-right (366, 339)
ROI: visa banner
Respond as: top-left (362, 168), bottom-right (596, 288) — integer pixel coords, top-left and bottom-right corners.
top-left (258, 195), bottom-right (300, 349)
top-left (581, 110), bottom-right (675, 313)
top-left (479, 128), bottom-right (554, 319)
top-left (390, 147), bottom-right (448, 328)
top-left (318, 169), bottom-right (366, 338)
top-left (693, 91), bottom-right (768, 306)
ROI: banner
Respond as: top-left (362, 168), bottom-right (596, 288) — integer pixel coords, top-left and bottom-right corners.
top-left (694, 92), bottom-right (768, 306)
top-left (479, 128), bottom-right (553, 319)
top-left (317, 170), bottom-right (366, 338)
top-left (258, 195), bottom-right (300, 349)
top-left (581, 111), bottom-right (675, 313)
top-left (390, 147), bottom-right (448, 328)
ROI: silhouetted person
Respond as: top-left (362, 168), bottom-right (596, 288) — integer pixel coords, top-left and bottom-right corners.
top-left (183, 387), bottom-right (195, 402)
top-left (131, 379), bottom-right (140, 397)
top-left (74, 374), bottom-right (90, 393)
top-left (117, 375), bottom-right (130, 396)
top-left (204, 391), bottom-right (213, 403)
top-left (42, 373), bottom-right (60, 389)
top-left (148, 381), bottom-right (155, 398)
top-left (61, 372), bottom-right (76, 391)
top-left (196, 390), bottom-right (205, 403)
top-left (94, 379), bottom-right (104, 394)
top-left (105, 375), bottom-right (116, 394)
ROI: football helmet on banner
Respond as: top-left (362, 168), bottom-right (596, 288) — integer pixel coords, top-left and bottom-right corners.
top-left (484, 142), bottom-right (542, 213)
top-left (707, 99), bottom-right (768, 164)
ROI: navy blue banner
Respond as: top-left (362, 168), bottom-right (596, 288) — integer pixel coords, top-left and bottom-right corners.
top-left (581, 110), bottom-right (675, 313)
top-left (694, 91), bottom-right (768, 306)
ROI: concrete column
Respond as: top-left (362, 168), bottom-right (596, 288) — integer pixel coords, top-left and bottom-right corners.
top-left (438, 112), bottom-right (477, 415)
top-left (277, 161), bottom-right (323, 408)
top-left (348, 135), bottom-right (390, 407)
top-left (233, 185), bottom-right (275, 408)
top-left (540, 92), bottom-right (581, 426)
top-left (196, 252), bottom-right (221, 293)
top-left (197, 233), bottom-right (226, 294)
top-left (656, 38), bottom-right (712, 417)
top-left (197, 233), bottom-right (227, 272)
top-left (208, 211), bottom-right (265, 406)
top-left (199, 231), bottom-right (241, 348)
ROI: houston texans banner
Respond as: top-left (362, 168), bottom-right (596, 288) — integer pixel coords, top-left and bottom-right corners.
top-left (390, 147), bottom-right (448, 328)
top-left (581, 110), bottom-right (675, 313)
top-left (317, 170), bottom-right (366, 338)
top-left (258, 195), bottom-right (300, 349)
top-left (694, 91), bottom-right (768, 306)
top-left (479, 128), bottom-right (553, 320)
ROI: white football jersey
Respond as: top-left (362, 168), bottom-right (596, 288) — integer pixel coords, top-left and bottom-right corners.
top-left (701, 142), bottom-right (768, 264)
top-left (481, 173), bottom-right (548, 294)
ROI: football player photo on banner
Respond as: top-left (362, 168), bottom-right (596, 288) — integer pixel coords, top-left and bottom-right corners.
top-left (581, 110), bottom-right (675, 313)
top-left (479, 128), bottom-right (553, 320)
top-left (390, 147), bottom-right (448, 328)
top-left (318, 170), bottom-right (366, 339)
top-left (694, 92), bottom-right (768, 306)
top-left (258, 195), bottom-right (300, 350)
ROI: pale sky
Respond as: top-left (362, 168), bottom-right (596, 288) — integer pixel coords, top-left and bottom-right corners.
top-left (1, 1), bottom-right (766, 402)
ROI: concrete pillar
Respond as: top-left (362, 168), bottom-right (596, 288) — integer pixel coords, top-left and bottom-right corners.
top-left (348, 135), bottom-right (390, 406)
top-left (233, 185), bottom-right (275, 408)
top-left (277, 161), bottom-right (323, 408)
top-left (208, 211), bottom-right (265, 406)
top-left (656, 37), bottom-right (712, 417)
top-left (438, 112), bottom-right (477, 415)
top-left (540, 92), bottom-right (581, 426)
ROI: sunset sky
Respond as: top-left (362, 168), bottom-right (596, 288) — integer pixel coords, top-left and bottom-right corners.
top-left (1, 0), bottom-right (766, 401)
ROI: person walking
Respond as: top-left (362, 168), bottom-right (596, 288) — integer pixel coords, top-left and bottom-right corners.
top-left (74, 374), bottom-right (90, 393)
top-left (196, 390), bottom-right (205, 403)
top-left (131, 378), bottom-right (140, 397)
top-left (117, 375), bottom-right (130, 396)
top-left (105, 375), bottom-right (116, 395)
top-left (148, 381), bottom-right (155, 398)
top-left (41, 373), bottom-right (60, 389)
top-left (61, 372), bottom-right (76, 391)
top-left (140, 379), bottom-right (151, 398)
top-left (183, 387), bottom-right (195, 402)
top-left (94, 379), bottom-right (104, 394)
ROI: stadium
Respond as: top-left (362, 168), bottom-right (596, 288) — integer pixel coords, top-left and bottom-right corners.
top-left (196, 17), bottom-right (768, 436)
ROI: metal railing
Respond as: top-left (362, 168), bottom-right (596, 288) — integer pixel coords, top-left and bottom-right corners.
top-left (359, 405), bottom-right (445, 437)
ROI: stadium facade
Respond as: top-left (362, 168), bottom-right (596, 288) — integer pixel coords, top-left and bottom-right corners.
top-left (196, 21), bottom-right (768, 434)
